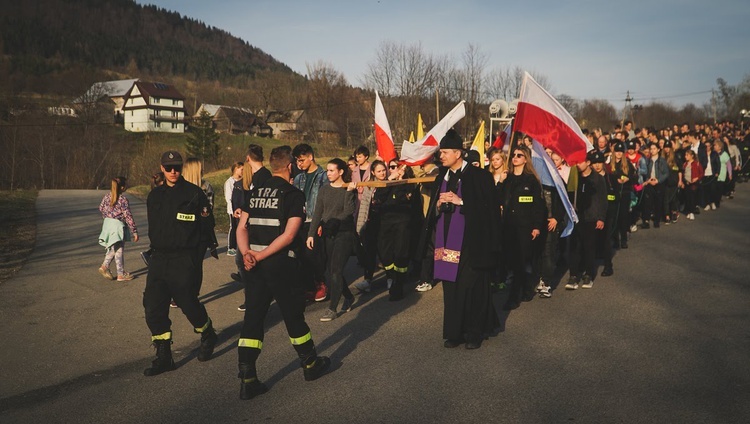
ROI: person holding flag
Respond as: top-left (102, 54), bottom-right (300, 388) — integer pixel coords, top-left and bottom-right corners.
top-left (502, 144), bottom-right (546, 309)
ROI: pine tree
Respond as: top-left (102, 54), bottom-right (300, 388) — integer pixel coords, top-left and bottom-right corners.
top-left (185, 110), bottom-right (219, 166)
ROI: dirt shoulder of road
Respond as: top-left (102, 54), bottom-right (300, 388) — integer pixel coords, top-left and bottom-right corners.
top-left (0, 190), bottom-right (37, 284)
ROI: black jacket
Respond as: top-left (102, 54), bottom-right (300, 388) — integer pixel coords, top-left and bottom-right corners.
top-left (421, 162), bottom-right (500, 271)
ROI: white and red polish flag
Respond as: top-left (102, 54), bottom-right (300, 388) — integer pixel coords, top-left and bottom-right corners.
top-left (400, 101), bottom-right (466, 166)
top-left (514, 72), bottom-right (593, 165)
top-left (492, 118), bottom-right (512, 151)
top-left (374, 91), bottom-right (398, 164)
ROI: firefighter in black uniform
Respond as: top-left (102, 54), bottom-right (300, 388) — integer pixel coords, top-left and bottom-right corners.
top-left (235, 146), bottom-right (330, 400)
top-left (142, 151), bottom-right (218, 377)
top-left (591, 150), bottom-right (616, 277)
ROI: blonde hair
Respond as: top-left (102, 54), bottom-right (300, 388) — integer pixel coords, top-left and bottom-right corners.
top-left (242, 160), bottom-right (254, 191)
top-left (489, 149), bottom-right (508, 177)
top-left (182, 158), bottom-right (203, 186)
top-left (110, 177), bottom-right (127, 207)
top-left (609, 153), bottom-right (630, 175)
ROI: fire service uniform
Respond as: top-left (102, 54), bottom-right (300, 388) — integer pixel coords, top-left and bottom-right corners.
top-left (142, 151), bottom-right (217, 377)
top-left (236, 174), bottom-right (329, 400)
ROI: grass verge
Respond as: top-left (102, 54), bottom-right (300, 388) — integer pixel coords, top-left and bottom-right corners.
top-left (0, 190), bottom-right (38, 284)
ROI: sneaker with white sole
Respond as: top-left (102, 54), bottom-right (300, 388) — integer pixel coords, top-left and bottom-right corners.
top-left (581, 276), bottom-right (593, 289)
top-left (353, 280), bottom-right (371, 293)
top-left (630, 224), bottom-right (638, 233)
top-left (565, 277), bottom-right (579, 290)
top-left (319, 309), bottom-right (337, 322)
top-left (687, 213), bottom-right (695, 220)
top-left (704, 205), bottom-right (711, 211)
top-left (227, 248), bottom-right (237, 256)
top-left (341, 297), bottom-right (354, 313)
top-left (415, 282), bottom-right (433, 292)
top-left (538, 284), bottom-right (552, 298)
top-left (710, 203), bottom-right (716, 210)
top-left (117, 272), bottom-right (135, 281)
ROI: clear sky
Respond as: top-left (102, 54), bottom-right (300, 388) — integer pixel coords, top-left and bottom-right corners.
top-left (138, 0), bottom-right (749, 109)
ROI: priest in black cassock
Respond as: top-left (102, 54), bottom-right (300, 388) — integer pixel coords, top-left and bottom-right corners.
top-left (422, 129), bottom-right (500, 349)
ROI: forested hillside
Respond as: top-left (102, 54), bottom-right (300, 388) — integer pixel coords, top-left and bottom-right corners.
top-left (0, 0), bottom-right (295, 96)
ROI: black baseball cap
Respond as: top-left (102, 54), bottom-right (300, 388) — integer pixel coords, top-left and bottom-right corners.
top-left (161, 151), bottom-right (183, 166)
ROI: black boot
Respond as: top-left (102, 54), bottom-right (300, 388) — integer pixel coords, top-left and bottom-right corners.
top-left (238, 363), bottom-right (268, 400)
top-left (197, 323), bottom-right (218, 362)
top-left (144, 339), bottom-right (176, 377)
top-left (300, 349), bottom-right (331, 381)
top-left (389, 273), bottom-right (404, 301)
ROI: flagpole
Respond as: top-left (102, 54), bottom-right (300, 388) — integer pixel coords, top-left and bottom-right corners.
top-left (435, 88), bottom-right (440, 122)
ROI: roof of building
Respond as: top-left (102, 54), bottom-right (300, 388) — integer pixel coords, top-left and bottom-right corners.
top-left (196, 104), bottom-right (255, 117)
top-left (133, 81), bottom-right (186, 101)
top-left (74, 79), bottom-right (139, 103)
top-left (265, 109), bottom-right (305, 124)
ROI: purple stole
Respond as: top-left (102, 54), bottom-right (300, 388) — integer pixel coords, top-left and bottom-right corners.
top-left (434, 179), bottom-right (465, 283)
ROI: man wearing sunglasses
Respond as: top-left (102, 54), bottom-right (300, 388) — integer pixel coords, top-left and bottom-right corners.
top-left (142, 150), bottom-right (218, 376)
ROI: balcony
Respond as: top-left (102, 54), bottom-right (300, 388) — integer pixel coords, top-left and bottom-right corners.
top-left (149, 114), bottom-right (186, 123)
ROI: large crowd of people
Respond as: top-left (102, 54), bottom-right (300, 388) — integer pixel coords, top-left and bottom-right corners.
top-left (111, 119), bottom-right (749, 399)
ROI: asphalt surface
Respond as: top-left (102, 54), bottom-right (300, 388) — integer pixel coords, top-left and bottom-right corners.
top-left (1, 187), bottom-right (749, 423)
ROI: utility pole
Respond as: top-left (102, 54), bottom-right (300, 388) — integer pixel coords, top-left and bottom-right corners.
top-left (622, 90), bottom-right (633, 127)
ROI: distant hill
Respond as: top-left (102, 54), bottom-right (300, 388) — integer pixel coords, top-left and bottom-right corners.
top-left (0, 0), bottom-right (296, 95)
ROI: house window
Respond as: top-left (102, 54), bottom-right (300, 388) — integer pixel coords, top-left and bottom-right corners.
top-left (130, 123), bottom-right (133, 128)
top-left (155, 122), bottom-right (161, 128)
top-left (173, 99), bottom-right (178, 105)
top-left (172, 111), bottom-right (178, 117)
top-left (130, 111), bottom-right (133, 116)
top-left (153, 97), bottom-right (160, 104)
top-left (172, 123), bottom-right (178, 129)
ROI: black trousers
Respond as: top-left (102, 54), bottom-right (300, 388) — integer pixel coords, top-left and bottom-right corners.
top-left (324, 231), bottom-right (355, 312)
top-left (143, 249), bottom-right (210, 337)
top-left (503, 224), bottom-right (538, 304)
top-left (569, 221), bottom-right (597, 279)
top-left (229, 215), bottom-right (239, 249)
top-left (642, 184), bottom-right (664, 223)
top-left (300, 223), bottom-right (326, 291)
top-left (615, 192), bottom-right (631, 244)
top-left (443, 266), bottom-right (498, 343)
top-left (238, 255), bottom-right (314, 366)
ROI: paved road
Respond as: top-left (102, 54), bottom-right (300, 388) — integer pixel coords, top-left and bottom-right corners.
top-left (1, 188), bottom-right (750, 423)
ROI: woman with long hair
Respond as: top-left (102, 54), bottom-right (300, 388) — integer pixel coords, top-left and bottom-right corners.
top-left (680, 149), bottom-right (704, 220)
top-left (501, 145), bottom-right (545, 310)
top-left (609, 142), bottom-right (636, 248)
top-left (98, 176), bottom-right (139, 281)
top-left (487, 148), bottom-right (508, 187)
top-left (371, 160), bottom-right (419, 301)
top-left (183, 158), bottom-right (215, 210)
top-left (354, 160), bottom-right (387, 292)
top-left (307, 158), bottom-right (358, 322)
top-left (181, 157), bottom-right (218, 298)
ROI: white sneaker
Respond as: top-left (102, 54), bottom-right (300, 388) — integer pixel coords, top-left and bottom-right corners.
top-left (710, 203), bottom-right (716, 210)
top-left (354, 280), bottom-right (371, 293)
top-left (630, 224), bottom-right (638, 233)
top-left (387, 278), bottom-right (393, 289)
top-left (704, 205), bottom-right (711, 211)
top-left (416, 282), bottom-right (433, 292)
top-left (687, 213), bottom-right (695, 220)
top-left (538, 284), bottom-right (552, 298)
top-left (536, 279), bottom-right (545, 292)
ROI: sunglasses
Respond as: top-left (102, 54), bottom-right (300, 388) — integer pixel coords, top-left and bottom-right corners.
top-left (512, 153), bottom-right (525, 158)
top-left (389, 165), bottom-right (398, 169)
top-left (164, 165), bottom-right (182, 173)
